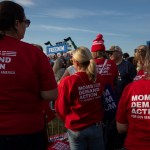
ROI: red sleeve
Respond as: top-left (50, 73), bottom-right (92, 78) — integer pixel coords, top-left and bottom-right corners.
top-left (116, 85), bottom-right (129, 123)
top-left (36, 50), bottom-right (57, 91)
top-left (55, 78), bottom-right (70, 121)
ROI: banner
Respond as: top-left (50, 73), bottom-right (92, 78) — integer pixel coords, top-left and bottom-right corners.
top-left (46, 44), bottom-right (67, 54)
top-left (102, 84), bottom-right (117, 121)
top-left (47, 141), bottom-right (70, 150)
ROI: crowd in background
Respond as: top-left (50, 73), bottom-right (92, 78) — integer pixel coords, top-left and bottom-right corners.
top-left (50, 45), bottom-right (138, 84)
top-left (51, 35), bottom-right (149, 150)
top-left (45, 33), bottom-right (149, 150)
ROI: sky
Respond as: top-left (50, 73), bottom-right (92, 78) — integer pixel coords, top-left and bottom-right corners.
top-left (4, 0), bottom-right (150, 56)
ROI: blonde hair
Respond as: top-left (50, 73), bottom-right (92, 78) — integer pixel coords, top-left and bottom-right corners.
top-left (134, 45), bottom-right (147, 61)
top-left (134, 45), bottom-right (148, 72)
top-left (143, 47), bottom-right (150, 75)
top-left (73, 46), bottom-right (97, 82)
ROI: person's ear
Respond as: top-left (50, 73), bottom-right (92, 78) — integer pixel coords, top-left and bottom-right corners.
top-left (15, 20), bottom-right (20, 27)
top-left (76, 61), bottom-right (80, 67)
top-left (73, 59), bottom-right (79, 67)
top-left (15, 20), bottom-right (20, 31)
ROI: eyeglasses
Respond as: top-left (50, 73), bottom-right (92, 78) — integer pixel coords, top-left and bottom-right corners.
top-left (23, 19), bottom-right (31, 27)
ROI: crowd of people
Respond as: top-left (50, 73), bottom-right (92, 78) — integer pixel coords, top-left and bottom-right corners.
top-left (0, 1), bottom-right (150, 150)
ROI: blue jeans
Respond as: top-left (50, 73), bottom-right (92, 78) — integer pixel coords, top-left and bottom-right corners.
top-left (67, 124), bottom-right (105, 150)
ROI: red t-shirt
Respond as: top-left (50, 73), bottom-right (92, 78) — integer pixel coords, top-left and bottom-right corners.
top-left (55, 72), bottom-right (105, 131)
top-left (116, 79), bottom-right (150, 150)
top-left (134, 69), bottom-right (146, 81)
top-left (94, 58), bottom-right (118, 88)
top-left (0, 36), bottom-right (57, 135)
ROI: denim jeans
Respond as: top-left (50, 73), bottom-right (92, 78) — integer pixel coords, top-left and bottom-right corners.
top-left (67, 124), bottom-right (105, 150)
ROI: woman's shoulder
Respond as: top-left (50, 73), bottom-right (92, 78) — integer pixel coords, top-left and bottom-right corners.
top-left (19, 41), bottom-right (43, 54)
top-left (59, 74), bottom-right (78, 87)
top-left (67, 65), bottom-right (76, 75)
top-left (126, 79), bottom-right (150, 91)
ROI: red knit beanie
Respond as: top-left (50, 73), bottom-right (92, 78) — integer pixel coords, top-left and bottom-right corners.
top-left (91, 34), bottom-right (105, 52)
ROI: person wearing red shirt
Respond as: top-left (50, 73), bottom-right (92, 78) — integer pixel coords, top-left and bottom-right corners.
top-left (133, 45), bottom-right (148, 81)
top-left (91, 34), bottom-right (118, 149)
top-left (91, 34), bottom-right (118, 89)
top-left (116, 48), bottom-right (150, 150)
top-left (134, 45), bottom-right (147, 73)
top-left (55, 46), bottom-right (105, 150)
top-left (0, 1), bottom-right (58, 150)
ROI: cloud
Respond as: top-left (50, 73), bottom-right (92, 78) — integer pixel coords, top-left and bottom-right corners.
top-left (11, 0), bottom-right (35, 7)
top-left (34, 24), bottom-right (129, 37)
top-left (41, 8), bottom-right (127, 19)
top-left (100, 11), bottom-right (127, 16)
top-left (39, 25), bottom-right (97, 33)
top-left (45, 9), bottom-right (96, 19)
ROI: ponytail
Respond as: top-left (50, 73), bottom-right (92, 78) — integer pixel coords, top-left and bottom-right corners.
top-left (86, 59), bottom-right (97, 82)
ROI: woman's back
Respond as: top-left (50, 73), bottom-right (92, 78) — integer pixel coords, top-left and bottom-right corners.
top-left (116, 79), bottom-right (150, 150)
top-left (56, 72), bottom-right (105, 131)
top-left (0, 36), bottom-right (57, 134)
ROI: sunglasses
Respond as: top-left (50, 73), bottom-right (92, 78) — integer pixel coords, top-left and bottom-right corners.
top-left (23, 19), bottom-right (31, 27)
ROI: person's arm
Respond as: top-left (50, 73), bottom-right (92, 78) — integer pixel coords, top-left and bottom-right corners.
top-left (60, 69), bottom-right (70, 81)
top-left (53, 58), bottom-right (59, 74)
top-left (40, 88), bottom-right (58, 101)
top-left (116, 121), bottom-right (128, 133)
top-left (36, 48), bottom-right (58, 100)
top-left (55, 79), bottom-right (70, 121)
